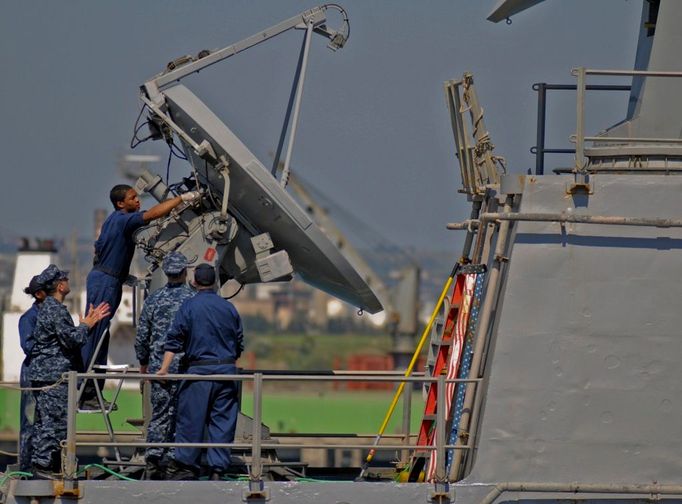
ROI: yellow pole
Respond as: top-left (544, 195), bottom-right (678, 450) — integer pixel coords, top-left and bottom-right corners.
top-left (359, 264), bottom-right (459, 475)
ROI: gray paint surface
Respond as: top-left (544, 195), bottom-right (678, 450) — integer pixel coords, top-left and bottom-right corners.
top-left (463, 174), bottom-right (682, 487)
top-left (6, 480), bottom-right (431, 503)
top-left (606, 1), bottom-right (682, 141)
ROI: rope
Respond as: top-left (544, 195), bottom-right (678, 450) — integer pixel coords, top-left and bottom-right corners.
top-left (0, 377), bottom-right (66, 392)
top-left (0, 449), bottom-right (18, 457)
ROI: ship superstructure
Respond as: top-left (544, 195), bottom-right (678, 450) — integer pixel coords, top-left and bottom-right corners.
top-left (3, 2), bottom-right (682, 503)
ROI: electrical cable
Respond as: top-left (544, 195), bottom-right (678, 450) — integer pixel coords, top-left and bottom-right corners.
top-left (170, 140), bottom-right (188, 160)
top-left (130, 104), bottom-right (153, 149)
top-left (77, 463), bottom-right (137, 481)
top-left (0, 471), bottom-right (33, 487)
top-left (225, 282), bottom-right (244, 299)
top-left (165, 146), bottom-right (173, 185)
top-left (203, 159), bottom-right (221, 209)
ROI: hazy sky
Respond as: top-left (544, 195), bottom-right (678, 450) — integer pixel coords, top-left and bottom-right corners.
top-left (0, 0), bottom-right (641, 253)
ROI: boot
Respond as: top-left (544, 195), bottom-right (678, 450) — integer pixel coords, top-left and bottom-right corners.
top-left (31, 464), bottom-right (57, 480)
top-left (165, 459), bottom-right (198, 481)
top-left (145, 456), bottom-right (165, 480)
top-left (79, 397), bottom-right (118, 412)
top-left (209, 469), bottom-right (227, 481)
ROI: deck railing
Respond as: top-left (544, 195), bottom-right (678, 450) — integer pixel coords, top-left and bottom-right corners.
top-left (58, 370), bottom-right (479, 495)
top-left (572, 67), bottom-right (682, 172)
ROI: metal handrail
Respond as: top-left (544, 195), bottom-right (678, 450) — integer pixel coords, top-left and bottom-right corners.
top-left (72, 441), bottom-right (472, 451)
top-left (61, 370), bottom-right (480, 490)
top-left (531, 83), bottom-right (630, 175)
top-left (572, 67), bottom-right (682, 171)
top-left (74, 372), bottom-right (478, 383)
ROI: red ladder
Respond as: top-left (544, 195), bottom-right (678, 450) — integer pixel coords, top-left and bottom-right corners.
top-left (407, 271), bottom-right (476, 482)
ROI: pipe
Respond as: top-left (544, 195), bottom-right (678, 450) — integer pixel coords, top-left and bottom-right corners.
top-left (582, 69), bottom-right (682, 77)
top-left (63, 371), bottom-right (78, 490)
top-left (73, 441), bottom-right (472, 451)
top-left (470, 196), bottom-right (497, 265)
top-left (448, 212), bottom-right (682, 228)
top-left (271, 28), bottom-right (309, 176)
top-left (435, 374), bottom-right (447, 483)
top-left (535, 82), bottom-right (546, 175)
top-left (401, 381), bottom-right (413, 464)
top-left (250, 373), bottom-right (263, 485)
top-left (280, 21), bottom-right (314, 188)
top-left (575, 67), bottom-right (586, 173)
top-left (460, 199), bottom-right (483, 261)
top-left (449, 196), bottom-right (513, 481)
top-left (480, 481), bottom-right (682, 504)
top-left (73, 371), bottom-right (479, 384)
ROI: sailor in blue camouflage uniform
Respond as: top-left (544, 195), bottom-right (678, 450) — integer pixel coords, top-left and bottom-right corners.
top-left (158, 263), bottom-right (244, 481)
top-left (134, 252), bottom-right (195, 479)
top-left (28, 265), bottom-right (110, 478)
top-left (17, 275), bottom-right (47, 472)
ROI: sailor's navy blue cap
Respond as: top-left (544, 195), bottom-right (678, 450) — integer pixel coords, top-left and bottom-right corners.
top-left (26, 275), bottom-right (45, 295)
top-left (36, 264), bottom-right (69, 286)
top-left (162, 251), bottom-right (188, 275)
top-left (194, 263), bottom-right (216, 286)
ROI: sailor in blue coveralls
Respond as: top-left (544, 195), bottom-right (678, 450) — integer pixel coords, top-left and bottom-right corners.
top-left (158, 263), bottom-right (243, 481)
top-left (28, 265), bottom-right (110, 478)
top-left (81, 184), bottom-right (200, 408)
top-left (17, 275), bottom-right (47, 472)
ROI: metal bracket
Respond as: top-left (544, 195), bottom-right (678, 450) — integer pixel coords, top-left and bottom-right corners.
top-left (243, 481), bottom-right (270, 502)
top-left (430, 484), bottom-right (454, 504)
top-left (251, 233), bottom-right (275, 260)
top-left (250, 233), bottom-right (293, 282)
top-left (494, 254), bottom-right (509, 263)
top-left (217, 155), bottom-right (231, 222)
top-left (54, 480), bottom-right (81, 499)
top-left (566, 180), bottom-right (593, 195)
top-left (139, 95), bottom-right (218, 164)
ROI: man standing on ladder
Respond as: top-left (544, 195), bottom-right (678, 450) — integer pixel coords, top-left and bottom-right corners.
top-left (134, 252), bottom-right (195, 480)
top-left (80, 184), bottom-right (200, 409)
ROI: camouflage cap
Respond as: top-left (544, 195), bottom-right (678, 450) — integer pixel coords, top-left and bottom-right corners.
top-left (162, 252), bottom-right (188, 275)
top-left (26, 275), bottom-right (45, 295)
top-left (36, 264), bottom-right (69, 286)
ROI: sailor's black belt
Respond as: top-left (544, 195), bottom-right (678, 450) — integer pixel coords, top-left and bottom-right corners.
top-left (188, 358), bottom-right (235, 367)
top-left (93, 265), bottom-right (126, 281)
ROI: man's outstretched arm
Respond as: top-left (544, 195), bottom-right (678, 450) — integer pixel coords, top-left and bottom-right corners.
top-left (142, 192), bottom-right (200, 223)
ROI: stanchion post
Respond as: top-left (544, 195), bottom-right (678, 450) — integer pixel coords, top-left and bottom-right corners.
top-left (64, 371), bottom-right (78, 491)
top-left (244, 372), bottom-right (268, 501)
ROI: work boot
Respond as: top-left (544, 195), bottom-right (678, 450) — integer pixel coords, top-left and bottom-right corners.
top-left (31, 464), bottom-right (58, 480)
top-left (209, 468), bottom-right (227, 481)
top-left (144, 456), bottom-right (165, 480)
top-left (79, 397), bottom-right (118, 412)
top-left (165, 460), bottom-right (198, 481)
